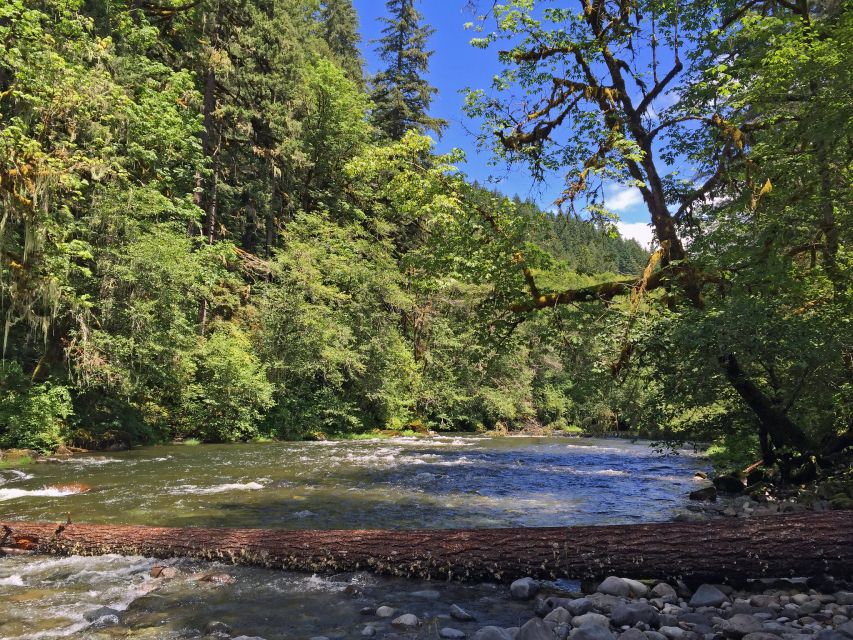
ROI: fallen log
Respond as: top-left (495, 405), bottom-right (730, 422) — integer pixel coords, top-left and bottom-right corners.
top-left (1, 512), bottom-right (851, 584)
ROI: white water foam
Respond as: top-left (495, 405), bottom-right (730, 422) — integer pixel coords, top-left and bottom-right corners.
top-left (58, 456), bottom-right (121, 466)
top-left (0, 486), bottom-right (83, 502)
top-left (0, 575), bottom-right (24, 586)
top-left (171, 481), bottom-right (266, 495)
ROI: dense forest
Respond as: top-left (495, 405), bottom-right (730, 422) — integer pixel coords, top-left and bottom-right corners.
top-left (0, 0), bottom-right (850, 479)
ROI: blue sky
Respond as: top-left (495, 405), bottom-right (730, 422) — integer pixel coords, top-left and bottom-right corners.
top-left (351, 1), bottom-right (657, 247)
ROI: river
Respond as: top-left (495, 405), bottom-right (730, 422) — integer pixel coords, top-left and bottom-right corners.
top-left (0, 436), bottom-right (707, 639)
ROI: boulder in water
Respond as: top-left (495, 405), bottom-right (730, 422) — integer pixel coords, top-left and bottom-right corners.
top-left (204, 621), bottom-right (232, 635)
top-left (84, 607), bottom-right (121, 623)
top-left (689, 486), bottom-right (717, 502)
top-left (391, 614), bottom-right (421, 628)
top-left (511, 577), bottom-right (540, 600)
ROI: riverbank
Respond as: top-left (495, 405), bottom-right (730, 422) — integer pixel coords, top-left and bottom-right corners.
top-left (2, 551), bottom-right (851, 640)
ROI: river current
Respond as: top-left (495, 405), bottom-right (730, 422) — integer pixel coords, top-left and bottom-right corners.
top-left (0, 436), bottom-right (707, 639)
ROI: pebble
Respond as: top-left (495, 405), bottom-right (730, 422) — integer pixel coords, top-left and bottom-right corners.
top-left (441, 629), bottom-right (467, 639)
top-left (376, 606), bottom-right (396, 618)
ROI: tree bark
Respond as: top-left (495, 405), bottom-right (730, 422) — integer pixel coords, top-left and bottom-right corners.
top-left (720, 354), bottom-right (810, 452)
top-left (2, 512), bottom-right (851, 584)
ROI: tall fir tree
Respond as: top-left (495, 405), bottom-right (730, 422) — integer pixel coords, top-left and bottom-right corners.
top-left (320, 0), bottom-right (364, 85)
top-left (369, 0), bottom-right (446, 140)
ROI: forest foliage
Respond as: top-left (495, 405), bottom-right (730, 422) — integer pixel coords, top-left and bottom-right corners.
top-left (0, 0), bottom-right (849, 471)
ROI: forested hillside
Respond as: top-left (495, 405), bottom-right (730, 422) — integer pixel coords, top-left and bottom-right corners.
top-left (1, 0), bottom-right (850, 480)
top-left (0, 0), bottom-right (649, 450)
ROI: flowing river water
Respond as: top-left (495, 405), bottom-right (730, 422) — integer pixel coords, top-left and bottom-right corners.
top-left (0, 436), bottom-right (708, 639)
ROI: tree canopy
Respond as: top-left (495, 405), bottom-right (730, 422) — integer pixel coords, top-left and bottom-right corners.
top-left (0, 0), bottom-right (849, 481)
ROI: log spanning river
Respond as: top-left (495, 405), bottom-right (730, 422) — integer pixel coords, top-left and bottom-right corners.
top-left (0, 436), bottom-right (707, 639)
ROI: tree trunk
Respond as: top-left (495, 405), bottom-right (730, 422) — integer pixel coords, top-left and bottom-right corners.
top-left (720, 354), bottom-right (810, 452)
top-left (3, 512), bottom-right (851, 584)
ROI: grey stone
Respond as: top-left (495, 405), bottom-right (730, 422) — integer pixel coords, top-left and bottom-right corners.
top-left (544, 608), bottom-right (573, 625)
top-left (412, 589), bottom-right (441, 600)
top-left (361, 626), bottom-right (377, 638)
top-left (815, 632), bottom-right (848, 640)
top-left (512, 578), bottom-right (541, 600)
top-left (837, 593), bottom-right (853, 606)
top-left (651, 584), bottom-right (677, 601)
top-left (796, 601), bottom-right (821, 616)
top-left (720, 614), bottom-right (763, 638)
top-left (689, 584), bottom-right (729, 608)
top-left (571, 613), bottom-right (610, 629)
top-left (391, 614), bottom-right (421, 628)
top-left (749, 596), bottom-right (777, 609)
top-left (517, 618), bottom-right (555, 640)
top-left (624, 579), bottom-right (649, 598)
top-left (376, 606), bottom-right (396, 618)
top-left (472, 627), bottom-right (514, 640)
top-left (587, 594), bottom-right (624, 615)
top-left (567, 598), bottom-right (596, 617)
top-left (657, 628), bottom-right (686, 640)
top-left (657, 615), bottom-right (678, 629)
top-left (643, 634), bottom-right (666, 640)
top-left (506, 628), bottom-right (520, 640)
top-left (741, 635), bottom-right (781, 640)
top-left (204, 622), bottom-right (233, 636)
top-left (837, 620), bottom-right (853, 638)
top-left (598, 577), bottom-right (632, 598)
top-left (441, 629), bottom-right (468, 640)
top-left (611, 603), bottom-right (660, 628)
top-left (233, 637), bottom-right (266, 640)
top-left (619, 631), bottom-right (647, 640)
top-left (570, 625), bottom-right (616, 640)
top-left (451, 604), bottom-right (477, 622)
top-left (84, 607), bottom-right (122, 623)
top-left (551, 622), bottom-right (572, 640)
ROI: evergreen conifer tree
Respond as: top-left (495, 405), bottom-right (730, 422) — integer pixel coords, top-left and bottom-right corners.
top-left (320, 0), bottom-right (364, 84)
top-left (370, 0), bottom-right (446, 140)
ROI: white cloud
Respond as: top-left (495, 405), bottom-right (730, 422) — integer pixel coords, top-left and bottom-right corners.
top-left (616, 221), bottom-right (655, 250)
top-left (605, 185), bottom-right (643, 213)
